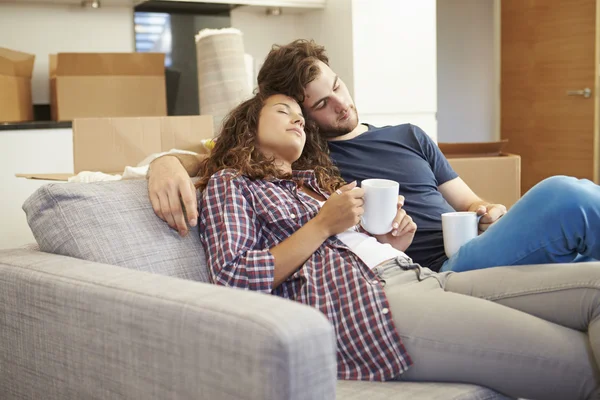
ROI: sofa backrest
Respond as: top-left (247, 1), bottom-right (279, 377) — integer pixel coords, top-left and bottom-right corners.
top-left (23, 180), bottom-right (210, 282)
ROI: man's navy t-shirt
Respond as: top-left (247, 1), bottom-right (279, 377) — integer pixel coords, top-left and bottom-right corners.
top-left (327, 124), bottom-right (457, 271)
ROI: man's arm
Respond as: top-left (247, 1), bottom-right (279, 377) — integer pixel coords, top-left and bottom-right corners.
top-left (155, 153), bottom-right (206, 177)
top-left (438, 177), bottom-right (485, 212)
top-left (147, 153), bottom-right (207, 236)
top-left (438, 177), bottom-right (507, 232)
top-left (406, 124), bottom-right (507, 232)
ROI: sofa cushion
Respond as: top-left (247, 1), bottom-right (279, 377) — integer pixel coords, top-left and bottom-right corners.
top-left (336, 380), bottom-right (510, 400)
top-left (23, 180), bottom-right (209, 282)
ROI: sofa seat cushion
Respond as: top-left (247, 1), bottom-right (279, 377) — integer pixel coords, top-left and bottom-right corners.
top-left (337, 380), bottom-right (511, 400)
top-left (23, 180), bottom-right (210, 282)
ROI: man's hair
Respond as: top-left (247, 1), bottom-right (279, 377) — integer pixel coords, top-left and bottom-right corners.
top-left (257, 39), bottom-right (329, 103)
top-left (195, 93), bottom-right (345, 193)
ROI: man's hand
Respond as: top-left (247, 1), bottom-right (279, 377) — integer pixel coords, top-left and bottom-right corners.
top-left (373, 196), bottom-right (417, 252)
top-left (470, 203), bottom-right (507, 233)
top-left (148, 155), bottom-right (198, 237)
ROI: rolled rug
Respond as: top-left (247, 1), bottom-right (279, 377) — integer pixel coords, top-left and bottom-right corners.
top-left (195, 27), bottom-right (252, 133)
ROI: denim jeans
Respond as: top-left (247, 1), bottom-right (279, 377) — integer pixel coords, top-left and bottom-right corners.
top-left (440, 175), bottom-right (600, 272)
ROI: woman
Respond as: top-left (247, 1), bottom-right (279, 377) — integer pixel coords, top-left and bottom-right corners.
top-left (198, 93), bottom-right (600, 399)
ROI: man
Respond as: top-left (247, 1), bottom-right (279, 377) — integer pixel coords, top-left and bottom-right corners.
top-left (147, 39), bottom-right (600, 273)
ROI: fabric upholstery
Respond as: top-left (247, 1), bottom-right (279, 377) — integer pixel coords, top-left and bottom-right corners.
top-left (337, 380), bottom-right (511, 400)
top-left (22, 180), bottom-right (209, 282)
top-left (16, 180), bottom-right (513, 399)
top-left (0, 249), bottom-right (337, 400)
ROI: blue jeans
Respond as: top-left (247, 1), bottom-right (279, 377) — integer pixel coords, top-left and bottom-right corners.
top-left (440, 175), bottom-right (600, 272)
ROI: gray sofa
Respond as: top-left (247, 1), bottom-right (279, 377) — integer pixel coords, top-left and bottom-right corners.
top-left (0, 180), bottom-right (511, 400)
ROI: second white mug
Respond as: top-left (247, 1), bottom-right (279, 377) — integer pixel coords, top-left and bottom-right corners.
top-left (361, 179), bottom-right (399, 235)
top-left (441, 211), bottom-right (481, 258)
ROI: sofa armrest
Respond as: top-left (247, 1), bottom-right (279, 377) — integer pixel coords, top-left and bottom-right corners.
top-left (0, 249), bottom-right (336, 400)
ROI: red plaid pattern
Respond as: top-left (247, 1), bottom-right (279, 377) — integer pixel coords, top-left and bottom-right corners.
top-left (199, 169), bottom-right (412, 380)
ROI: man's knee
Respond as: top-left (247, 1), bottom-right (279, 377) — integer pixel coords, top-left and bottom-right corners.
top-left (535, 175), bottom-right (576, 191)
top-left (529, 175), bottom-right (591, 208)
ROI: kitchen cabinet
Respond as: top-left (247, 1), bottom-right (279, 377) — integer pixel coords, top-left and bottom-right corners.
top-left (0, 126), bottom-right (73, 249)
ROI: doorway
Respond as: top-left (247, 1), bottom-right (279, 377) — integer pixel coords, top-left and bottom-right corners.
top-left (500, 0), bottom-right (599, 193)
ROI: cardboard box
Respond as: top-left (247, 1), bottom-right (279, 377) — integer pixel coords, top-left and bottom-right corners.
top-left (17, 115), bottom-right (214, 181)
top-left (50, 53), bottom-right (167, 121)
top-left (0, 48), bottom-right (35, 123)
top-left (440, 141), bottom-right (522, 209)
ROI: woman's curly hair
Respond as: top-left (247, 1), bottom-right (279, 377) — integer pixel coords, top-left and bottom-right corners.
top-left (195, 93), bottom-right (345, 193)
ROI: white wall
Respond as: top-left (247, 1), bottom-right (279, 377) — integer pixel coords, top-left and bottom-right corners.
top-left (351, 0), bottom-right (438, 140)
top-left (0, 3), bottom-right (134, 104)
top-left (436, 0), bottom-right (497, 143)
top-left (233, 1), bottom-right (438, 140)
top-left (231, 2), bottom-right (355, 96)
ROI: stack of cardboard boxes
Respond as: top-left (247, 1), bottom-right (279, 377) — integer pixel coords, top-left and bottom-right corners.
top-left (17, 115), bottom-right (215, 182)
top-left (0, 47), bottom-right (167, 123)
top-left (49, 53), bottom-right (167, 121)
top-left (0, 48), bottom-right (35, 123)
top-left (4, 46), bottom-right (521, 207)
top-left (441, 142), bottom-right (521, 208)
top-left (17, 121), bottom-right (521, 208)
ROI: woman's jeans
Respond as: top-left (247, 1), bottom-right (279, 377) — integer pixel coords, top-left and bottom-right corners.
top-left (441, 175), bottom-right (600, 272)
top-left (375, 257), bottom-right (600, 399)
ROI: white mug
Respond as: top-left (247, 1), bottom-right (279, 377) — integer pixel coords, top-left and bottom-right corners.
top-left (360, 179), bottom-right (400, 235)
top-left (441, 211), bottom-right (481, 258)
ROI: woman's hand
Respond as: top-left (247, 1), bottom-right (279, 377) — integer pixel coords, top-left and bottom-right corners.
top-left (374, 196), bottom-right (417, 252)
top-left (315, 181), bottom-right (364, 237)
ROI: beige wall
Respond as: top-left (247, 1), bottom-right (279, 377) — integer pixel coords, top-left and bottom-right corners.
top-left (436, 0), bottom-right (498, 143)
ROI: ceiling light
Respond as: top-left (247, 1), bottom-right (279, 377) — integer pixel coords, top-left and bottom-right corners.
top-left (266, 7), bottom-right (282, 16)
top-left (81, 0), bottom-right (101, 9)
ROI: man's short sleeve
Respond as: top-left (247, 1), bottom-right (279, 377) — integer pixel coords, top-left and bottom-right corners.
top-left (411, 124), bottom-right (458, 186)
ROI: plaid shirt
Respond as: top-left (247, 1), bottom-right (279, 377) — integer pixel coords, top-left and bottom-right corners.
top-left (199, 169), bottom-right (412, 381)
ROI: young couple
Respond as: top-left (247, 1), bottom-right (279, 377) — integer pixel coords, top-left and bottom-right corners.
top-left (148, 40), bottom-right (600, 398)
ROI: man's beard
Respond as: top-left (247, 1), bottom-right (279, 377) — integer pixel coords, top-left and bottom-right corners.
top-left (320, 108), bottom-right (359, 138)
